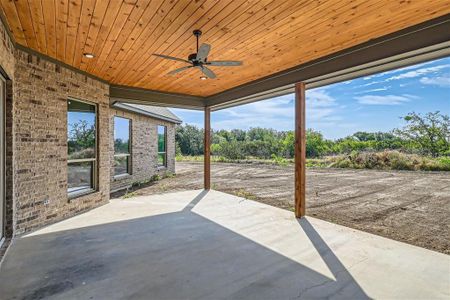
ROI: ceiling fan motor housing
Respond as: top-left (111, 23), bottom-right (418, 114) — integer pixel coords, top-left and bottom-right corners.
top-left (188, 53), bottom-right (200, 63)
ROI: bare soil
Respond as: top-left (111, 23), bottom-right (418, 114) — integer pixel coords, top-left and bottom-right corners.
top-left (112, 162), bottom-right (450, 254)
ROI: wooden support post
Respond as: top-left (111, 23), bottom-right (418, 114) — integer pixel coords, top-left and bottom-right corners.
top-left (295, 82), bottom-right (306, 218)
top-left (204, 106), bottom-right (211, 190)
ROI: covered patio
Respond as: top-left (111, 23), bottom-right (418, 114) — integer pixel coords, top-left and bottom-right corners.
top-left (1, 190), bottom-right (449, 299)
top-left (0, 1), bottom-right (449, 299)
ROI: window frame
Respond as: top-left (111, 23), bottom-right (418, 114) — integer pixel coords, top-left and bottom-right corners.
top-left (67, 97), bottom-right (98, 199)
top-left (157, 125), bottom-right (167, 168)
top-left (113, 116), bottom-right (132, 177)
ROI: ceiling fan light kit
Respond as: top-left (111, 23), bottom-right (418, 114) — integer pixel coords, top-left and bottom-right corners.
top-left (153, 29), bottom-right (243, 79)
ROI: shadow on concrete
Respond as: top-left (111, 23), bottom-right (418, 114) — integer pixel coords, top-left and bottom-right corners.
top-left (0, 192), bottom-right (369, 300)
top-left (182, 189), bottom-right (210, 212)
top-left (297, 218), bottom-right (369, 299)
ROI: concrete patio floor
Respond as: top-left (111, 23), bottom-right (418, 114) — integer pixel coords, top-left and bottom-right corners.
top-left (0, 190), bottom-right (449, 299)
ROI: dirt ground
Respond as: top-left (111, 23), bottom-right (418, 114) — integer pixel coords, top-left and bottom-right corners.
top-left (113, 162), bottom-right (450, 254)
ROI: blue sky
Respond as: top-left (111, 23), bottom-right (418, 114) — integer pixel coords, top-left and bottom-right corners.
top-left (172, 56), bottom-right (450, 140)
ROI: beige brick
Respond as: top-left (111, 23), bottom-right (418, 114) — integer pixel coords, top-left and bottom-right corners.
top-left (110, 108), bottom-right (176, 192)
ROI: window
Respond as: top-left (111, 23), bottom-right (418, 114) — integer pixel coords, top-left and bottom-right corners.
top-left (114, 116), bottom-right (131, 176)
top-left (157, 125), bottom-right (167, 167)
top-left (67, 99), bottom-right (97, 197)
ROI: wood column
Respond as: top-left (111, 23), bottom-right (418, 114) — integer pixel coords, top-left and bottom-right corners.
top-left (204, 106), bottom-right (211, 190)
top-left (295, 82), bottom-right (306, 218)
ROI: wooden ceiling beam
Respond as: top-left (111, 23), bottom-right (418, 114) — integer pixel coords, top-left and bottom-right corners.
top-left (109, 84), bottom-right (206, 109)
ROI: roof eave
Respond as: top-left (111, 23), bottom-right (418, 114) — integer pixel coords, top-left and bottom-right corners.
top-left (112, 102), bottom-right (182, 124)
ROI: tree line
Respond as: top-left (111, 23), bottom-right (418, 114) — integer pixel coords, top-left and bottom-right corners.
top-left (176, 112), bottom-right (450, 159)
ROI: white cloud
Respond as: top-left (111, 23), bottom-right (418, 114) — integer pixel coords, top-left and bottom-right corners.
top-left (355, 94), bottom-right (417, 105)
top-left (351, 62), bottom-right (447, 89)
top-left (306, 89), bottom-right (337, 108)
top-left (305, 89), bottom-right (340, 123)
top-left (419, 74), bottom-right (450, 88)
top-left (354, 87), bottom-right (390, 94)
top-left (211, 94), bottom-right (295, 130)
top-left (386, 64), bottom-right (450, 81)
top-left (207, 89), bottom-right (345, 130)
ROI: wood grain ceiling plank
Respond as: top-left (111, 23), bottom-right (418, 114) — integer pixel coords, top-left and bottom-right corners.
top-left (236, 0), bottom-right (446, 74)
top-left (84, 0), bottom-right (124, 73)
top-left (111, 0), bottom-right (197, 83)
top-left (94, 0), bottom-right (150, 77)
top-left (41, 0), bottom-right (57, 57)
top-left (27, 0), bottom-right (47, 54)
top-left (183, 0), bottom-right (450, 95)
top-left (0, 0), bottom-right (28, 45)
top-left (134, 0), bottom-right (266, 87)
top-left (72, 0), bottom-right (96, 67)
top-left (205, 0), bottom-right (368, 71)
top-left (193, 1), bottom-right (388, 95)
top-left (135, 0), bottom-right (281, 91)
top-left (101, 0), bottom-right (172, 81)
top-left (13, 0), bottom-right (39, 50)
top-left (123, 0), bottom-right (231, 85)
top-left (157, 0), bottom-right (318, 92)
top-left (166, 0), bottom-right (410, 94)
top-left (2, 0), bottom-right (449, 96)
top-left (55, 0), bottom-right (69, 61)
top-left (78, 0), bottom-right (110, 70)
top-left (269, 0), bottom-right (450, 71)
top-left (65, 0), bottom-right (83, 65)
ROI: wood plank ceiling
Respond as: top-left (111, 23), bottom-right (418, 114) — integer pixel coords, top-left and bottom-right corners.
top-left (1, 0), bottom-right (450, 97)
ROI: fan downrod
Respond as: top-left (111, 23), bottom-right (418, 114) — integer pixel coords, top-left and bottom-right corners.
top-left (192, 29), bottom-right (203, 61)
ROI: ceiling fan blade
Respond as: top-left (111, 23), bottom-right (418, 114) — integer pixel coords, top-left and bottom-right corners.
top-left (208, 61), bottom-right (242, 66)
top-left (168, 65), bottom-right (193, 75)
top-left (153, 54), bottom-right (190, 64)
top-left (196, 43), bottom-right (211, 61)
top-left (200, 65), bottom-right (216, 79)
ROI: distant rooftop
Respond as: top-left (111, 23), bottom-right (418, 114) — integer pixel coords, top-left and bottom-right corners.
top-left (113, 102), bottom-right (182, 124)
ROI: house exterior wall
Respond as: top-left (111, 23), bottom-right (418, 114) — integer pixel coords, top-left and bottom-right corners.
top-left (0, 19), bottom-right (15, 238)
top-left (0, 18), bottom-right (179, 238)
top-left (110, 108), bottom-right (176, 192)
top-left (12, 50), bottom-right (110, 235)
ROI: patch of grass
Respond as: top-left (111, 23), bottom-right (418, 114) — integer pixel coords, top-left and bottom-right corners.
top-left (177, 155), bottom-right (294, 165)
top-left (164, 172), bottom-right (176, 178)
top-left (233, 189), bottom-right (257, 200)
top-left (306, 157), bottom-right (335, 168)
top-left (176, 152), bottom-right (450, 172)
top-left (158, 183), bottom-right (170, 192)
top-left (270, 154), bottom-right (290, 166)
top-left (123, 191), bottom-right (138, 199)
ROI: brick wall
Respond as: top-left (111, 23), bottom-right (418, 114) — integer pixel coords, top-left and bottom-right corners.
top-left (12, 50), bottom-right (110, 235)
top-left (0, 18), bottom-right (15, 238)
top-left (0, 17), bottom-right (179, 237)
top-left (110, 108), bottom-right (176, 192)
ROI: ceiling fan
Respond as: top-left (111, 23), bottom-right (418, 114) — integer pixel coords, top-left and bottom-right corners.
top-left (152, 29), bottom-right (243, 79)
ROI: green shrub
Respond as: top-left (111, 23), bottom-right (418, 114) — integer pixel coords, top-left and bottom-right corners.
top-left (218, 140), bottom-right (246, 160)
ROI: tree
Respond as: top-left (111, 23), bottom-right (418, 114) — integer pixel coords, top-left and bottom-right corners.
top-left (176, 125), bottom-right (204, 155)
top-left (68, 120), bottom-right (95, 159)
top-left (280, 131), bottom-right (295, 158)
top-left (394, 111), bottom-right (449, 157)
top-left (306, 129), bottom-right (330, 158)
